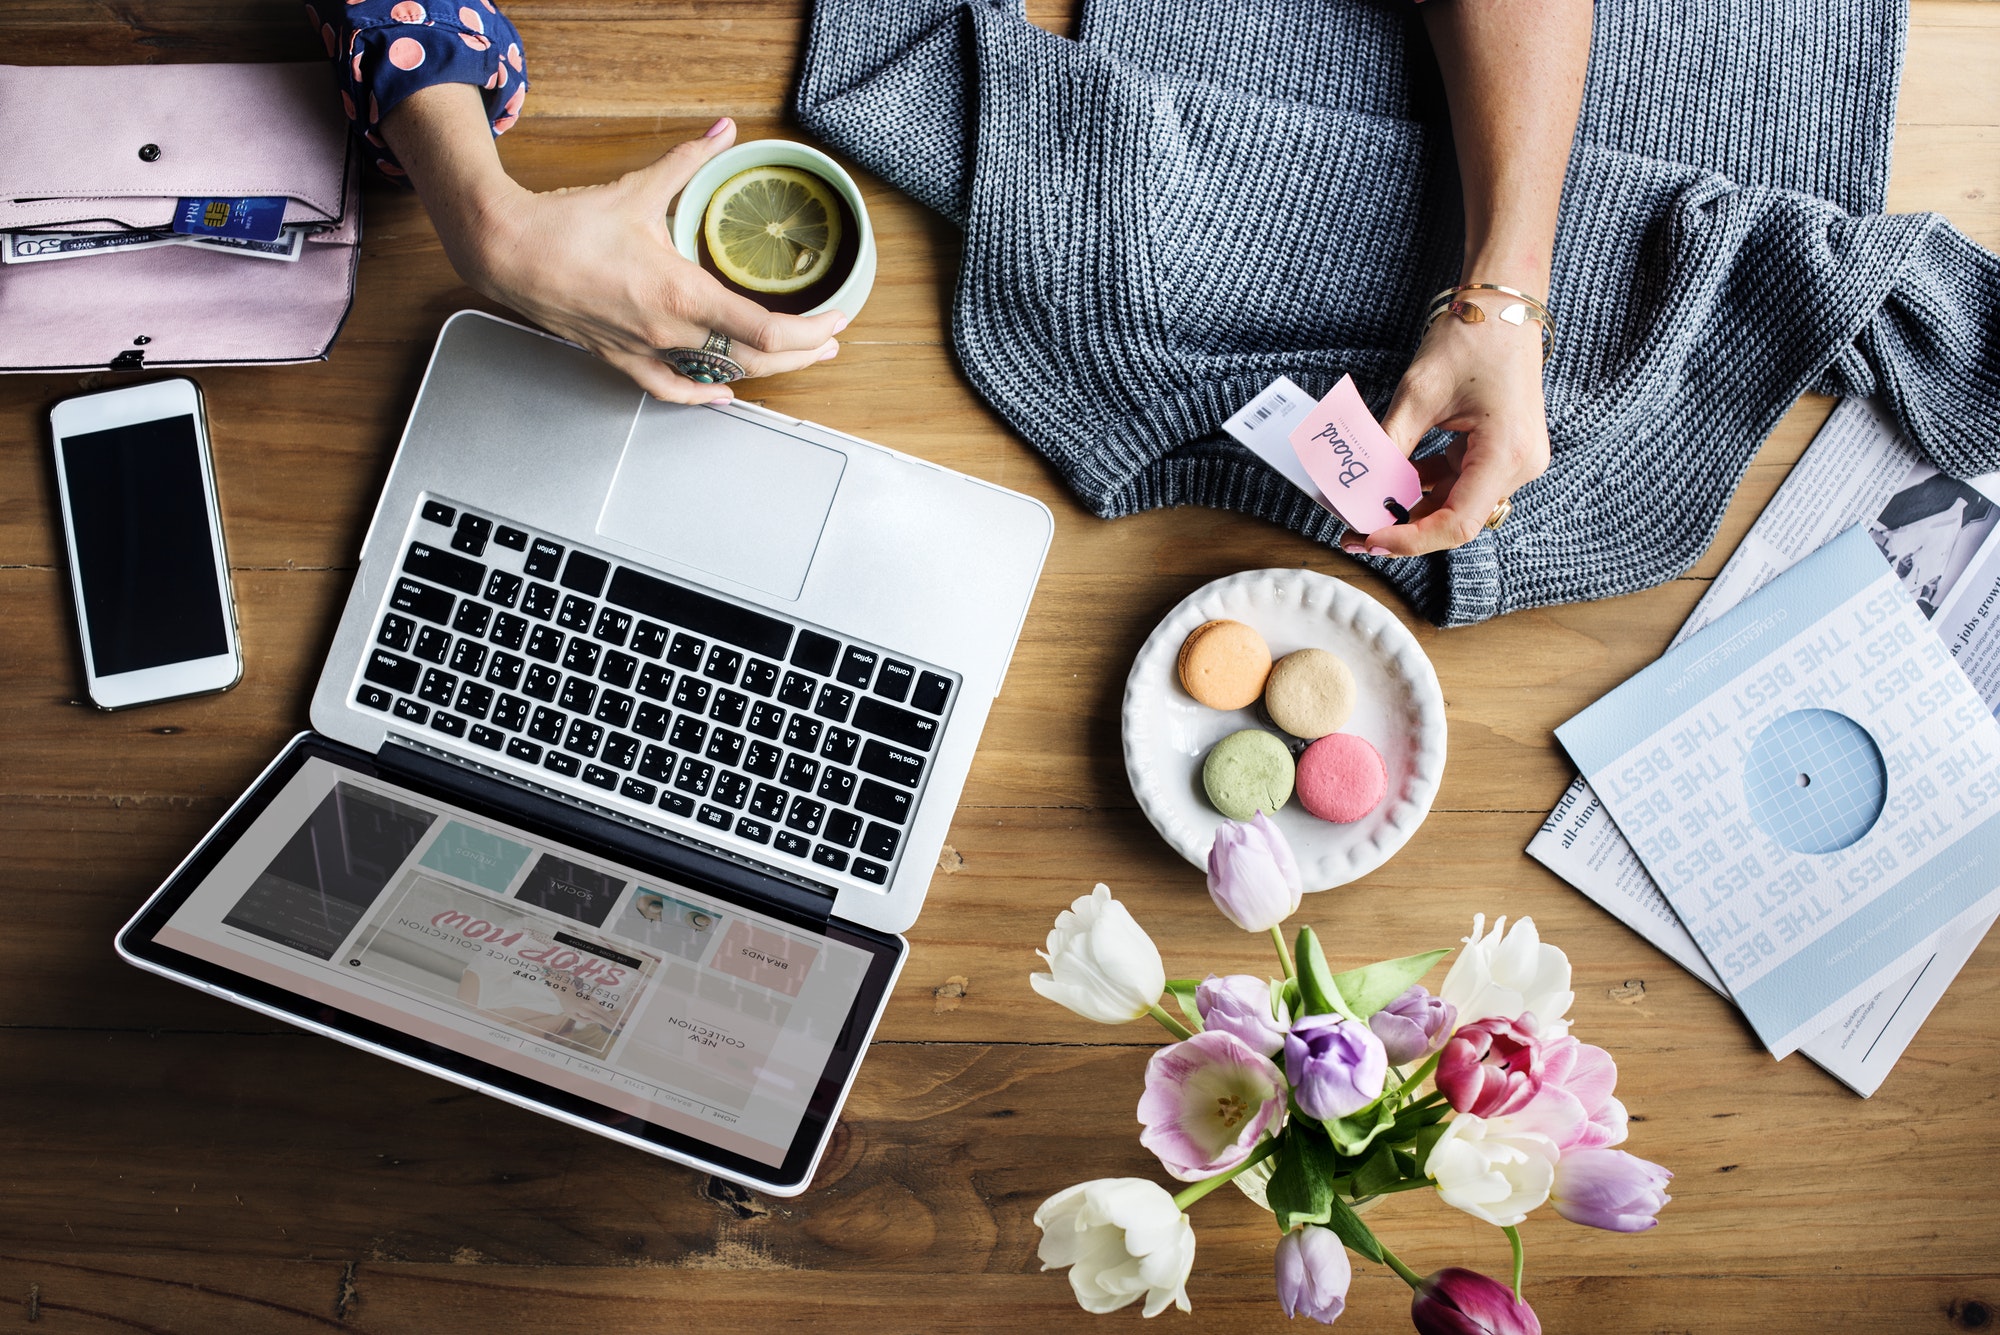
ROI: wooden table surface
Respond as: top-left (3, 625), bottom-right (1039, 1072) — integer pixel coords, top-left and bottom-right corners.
top-left (4, 4), bottom-right (1998, 1331)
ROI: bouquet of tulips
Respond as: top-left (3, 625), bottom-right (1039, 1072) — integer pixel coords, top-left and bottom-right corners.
top-left (1027, 814), bottom-right (1672, 1329)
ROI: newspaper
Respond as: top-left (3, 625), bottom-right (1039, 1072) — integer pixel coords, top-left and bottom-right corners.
top-left (1529, 399), bottom-right (2000, 1095)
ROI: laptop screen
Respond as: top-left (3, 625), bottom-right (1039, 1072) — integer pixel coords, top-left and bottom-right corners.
top-left (120, 738), bottom-right (899, 1187)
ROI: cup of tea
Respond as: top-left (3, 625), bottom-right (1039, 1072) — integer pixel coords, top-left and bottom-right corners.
top-left (670, 139), bottom-right (876, 322)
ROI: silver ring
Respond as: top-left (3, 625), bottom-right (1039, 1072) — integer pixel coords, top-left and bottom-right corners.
top-left (658, 330), bottom-right (745, 385)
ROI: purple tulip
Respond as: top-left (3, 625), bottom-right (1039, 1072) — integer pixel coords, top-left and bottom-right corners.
top-left (1206, 813), bottom-right (1303, 933)
top-left (1436, 1014), bottom-right (1545, 1117)
top-left (1274, 1225), bottom-right (1350, 1323)
top-left (1283, 1014), bottom-right (1387, 1121)
top-left (1368, 985), bottom-right (1457, 1065)
top-left (1551, 1148), bottom-right (1673, 1232)
top-left (1137, 1030), bottom-right (1288, 1182)
top-left (1410, 1267), bottom-right (1542, 1335)
top-left (1195, 974), bottom-right (1290, 1058)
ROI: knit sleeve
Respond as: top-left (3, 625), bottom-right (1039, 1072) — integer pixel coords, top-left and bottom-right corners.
top-left (305, 0), bottom-right (529, 181)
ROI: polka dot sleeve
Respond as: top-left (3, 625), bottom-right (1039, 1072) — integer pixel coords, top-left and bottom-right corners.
top-left (306, 0), bottom-right (528, 181)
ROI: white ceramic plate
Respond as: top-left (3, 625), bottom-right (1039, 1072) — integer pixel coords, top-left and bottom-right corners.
top-left (1122, 569), bottom-right (1447, 888)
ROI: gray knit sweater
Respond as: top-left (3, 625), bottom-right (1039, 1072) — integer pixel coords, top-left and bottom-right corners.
top-left (795, 0), bottom-right (2000, 626)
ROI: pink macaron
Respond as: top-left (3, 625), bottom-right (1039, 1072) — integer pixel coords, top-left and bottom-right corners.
top-left (1295, 733), bottom-right (1387, 824)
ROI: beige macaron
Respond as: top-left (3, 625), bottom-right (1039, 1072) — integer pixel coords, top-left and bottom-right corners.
top-left (1262, 648), bottom-right (1357, 739)
top-left (1177, 620), bottom-right (1273, 711)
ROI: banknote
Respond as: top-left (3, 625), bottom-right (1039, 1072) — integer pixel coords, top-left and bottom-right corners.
top-left (181, 229), bottom-right (306, 262)
top-left (2, 229), bottom-right (183, 264)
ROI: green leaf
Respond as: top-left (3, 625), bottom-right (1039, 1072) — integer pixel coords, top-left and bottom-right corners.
top-left (1321, 1193), bottom-right (1386, 1264)
top-left (1163, 979), bottom-right (1204, 1031)
top-left (1294, 927), bottom-right (1357, 1021)
top-left (1266, 1126), bottom-right (1337, 1233)
top-left (1330, 949), bottom-right (1453, 1019)
top-left (1349, 1143), bottom-right (1404, 1200)
top-left (1279, 976), bottom-right (1302, 1018)
top-left (1325, 1097), bottom-right (1397, 1156)
top-left (1412, 1121), bottom-right (1450, 1172)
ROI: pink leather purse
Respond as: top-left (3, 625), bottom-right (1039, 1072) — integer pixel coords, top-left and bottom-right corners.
top-left (0, 62), bottom-right (360, 373)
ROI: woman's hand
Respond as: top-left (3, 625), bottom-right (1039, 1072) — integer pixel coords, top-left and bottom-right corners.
top-left (1341, 303), bottom-right (1550, 557)
top-left (386, 88), bottom-right (844, 403)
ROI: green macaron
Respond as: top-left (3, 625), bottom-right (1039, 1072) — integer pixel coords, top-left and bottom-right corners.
top-left (1202, 729), bottom-right (1296, 821)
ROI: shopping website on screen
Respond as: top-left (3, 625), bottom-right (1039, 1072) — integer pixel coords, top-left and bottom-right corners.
top-left (156, 757), bottom-right (874, 1166)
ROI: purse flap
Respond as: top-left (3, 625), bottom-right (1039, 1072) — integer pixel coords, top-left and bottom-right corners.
top-left (0, 63), bottom-right (349, 232)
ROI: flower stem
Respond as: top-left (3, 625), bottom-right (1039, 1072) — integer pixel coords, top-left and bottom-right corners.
top-left (1171, 1136), bottom-right (1280, 1211)
top-left (1503, 1224), bottom-right (1526, 1302)
top-left (1146, 1002), bottom-right (1194, 1041)
top-left (1270, 926), bottom-right (1297, 981)
top-left (1375, 1239), bottom-right (1427, 1291)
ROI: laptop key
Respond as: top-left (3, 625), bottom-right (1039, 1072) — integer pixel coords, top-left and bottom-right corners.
top-left (494, 525), bottom-right (528, 552)
top-left (489, 612), bottom-right (528, 651)
top-left (414, 626), bottom-right (451, 664)
top-left (582, 764), bottom-right (618, 792)
top-left (449, 639), bottom-right (487, 677)
top-left (404, 542), bottom-right (484, 595)
top-left (856, 780), bottom-right (913, 825)
top-left (669, 715), bottom-right (708, 752)
top-left (705, 728), bottom-right (745, 767)
top-left (469, 724), bottom-right (503, 751)
top-left (608, 567), bottom-right (794, 659)
top-left (391, 577), bottom-right (454, 624)
top-left (836, 646), bottom-right (878, 689)
top-left (639, 744), bottom-right (677, 783)
top-left (365, 650), bottom-right (421, 694)
top-left (377, 613), bottom-right (415, 652)
top-left (912, 671), bottom-right (953, 714)
top-left (812, 844), bottom-right (850, 872)
top-left (749, 782), bottom-right (788, 820)
top-left (454, 682), bottom-right (493, 719)
top-left (451, 513), bottom-right (491, 557)
top-left (528, 706), bottom-right (565, 744)
top-left (594, 690), bottom-right (634, 729)
top-left (851, 858), bottom-right (889, 885)
top-left (853, 697), bottom-right (938, 752)
top-left (620, 777), bottom-right (657, 804)
top-left (821, 726), bottom-right (861, 765)
top-left (744, 740), bottom-right (783, 779)
top-left (525, 625), bottom-right (564, 662)
top-left (673, 676), bottom-right (712, 713)
top-left (561, 550), bottom-right (610, 597)
top-left (602, 732), bottom-right (639, 770)
top-left (862, 821), bottom-right (902, 861)
top-left (561, 638), bottom-right (601, 675)
top-left (522, 582), bottom-right (559, 620)
top-left (523, 538), bottom-right (564, 580)
top-left (418, 668), bottom-right (458, 706)
top-left (356, 684), bottom-right (392, 712)
top-left (735, 816), bottom-right (773, 844)
top-left (636, 663), bottom-right (674, 700)
top-left (558, 676), bottom-right (597, 714)
top-left (421, 499), bottom-right (456, 526)
top-left (507, 737), bottom-right (542, 764)
top-left (746, 702), bottom-right (784, 740)
top-left (492, 694), bottom-right (530, 731)
top-left (778, 671), bottom-right (817, 708)
top-left (545, 752), bottom-right (581, 778)
top-left (599, 649), bottom-right (638, 689)
top-left (709, 687), bottom-right (748, 727)
top-left (783, 715), bottom-right (822, 752)
top-left (780, 754), bottom-right (820, 792)
top-left (827, 809), bottom-right (864, 849)
top-left (859, 739), bottom-right (926, 788)
top-left (697, 804), bottom-right (733, 832)
top-left (393, 697), bottom-right (429, 724)
top-left (452, 600), bottom-right (491, 637)
top-left (563, 718), bottom-right (604, 758)
top-left (791, 629), bottom-right (840, 675)
top-left (741, 658), bottom-right (780, 697)
top-left (784, 797), bottom-right (826, 838)
top-left (523, 663), bottom-right (562, 702)
top-left (634, 702), bottom-right (671, 741)
top-left (815, 683), bottom-right (854, 723)
top-left (593, 608), bottom-right (632, 645)
top-left (713, 772), bottom-right (751, 808)
top-left (817, 766), bottom-right (856, 805)
top-left (484, 570), bottom-right (523, 608)
top-left (557, 595), bottom-right (596, 632)
top-left (674, 757), bottom-right (714, 796)
top-left (430, 711), bottom-right (466, 738)
top-left (661, 790), bottom-right (696, 818)
top-left (704, 646), bottom-right (743, 684)
top-left (485, 652), bottom-right (525, 690)
top-left (774, 831), bottom-right (811, 858)
top-left (667, 633), bottom-right (706, 670)
top-left (631, 621), bottom-right (670, 659)
top-left (874, 659), bottom-right (915, 702)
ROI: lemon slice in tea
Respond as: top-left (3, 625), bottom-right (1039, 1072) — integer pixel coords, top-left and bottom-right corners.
top-left (702, 165), bottom-right (843, 295)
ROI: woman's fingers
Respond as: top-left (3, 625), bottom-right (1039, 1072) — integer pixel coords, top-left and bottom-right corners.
top-left (626, 116), bottom-right (739, 214)
top-left (598, 346), bottom-right (736, 405)
top-left (700, 281), bottom-right (849, 354)
top-left (1356, 445), bottom-right (1522, 557)
top-left (1378, 345), bottom-right (1455, 456)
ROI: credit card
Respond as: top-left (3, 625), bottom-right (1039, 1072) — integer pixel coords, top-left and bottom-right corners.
top-left (181, 230), bottom-right (305, 263)
top-left (1, 229), bottom-right (184, 264)
top-left (172, 196), bottom-right (287, 242)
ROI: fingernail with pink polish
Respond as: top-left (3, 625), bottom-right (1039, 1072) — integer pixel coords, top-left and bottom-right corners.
top-left (819, 343), bottom-right (840, 361)
top-left (704, 117), bottom-right (730, 138)
top-left (832, 312), bottom-right (851, 334)
top-left (1368, 546), bottom-right (1393, 556)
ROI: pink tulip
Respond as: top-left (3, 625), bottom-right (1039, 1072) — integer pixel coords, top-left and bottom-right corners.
top-left (1274, 1225), bottom-right (1350, 1323)
top-left (1552, 1148), bottom-right (1673, 1232)
top-left (1436, 1014), bottom-right (1545, 1117)
top-left (1502, 1035), bottom-right (1628, 1151)
top-left (1410, 1267), bottom-right (1542, 1335)
top-left (1137, 1030), bottom-right (1288, 1182)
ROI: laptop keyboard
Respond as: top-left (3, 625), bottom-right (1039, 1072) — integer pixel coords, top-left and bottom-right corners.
top-left (351, 496), bottom-right (957, 891)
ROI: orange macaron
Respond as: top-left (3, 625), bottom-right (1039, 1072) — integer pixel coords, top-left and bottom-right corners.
top-left (1176, 619), bottom-right (1273, 710)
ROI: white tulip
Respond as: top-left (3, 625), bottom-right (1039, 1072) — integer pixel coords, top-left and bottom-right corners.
top-left (1424, 1112), bottom-right (1561, 1227)
top-left (1438, 914), bottom-right (1575, 1038)
top-left (1034, 1177), bottom-right (1195, 1317)
top-left (1030, 884), bottom-right (1167, 1024)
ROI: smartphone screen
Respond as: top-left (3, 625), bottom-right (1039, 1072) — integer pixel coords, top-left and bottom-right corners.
top-left (60, 414), bottom-right (230, 676)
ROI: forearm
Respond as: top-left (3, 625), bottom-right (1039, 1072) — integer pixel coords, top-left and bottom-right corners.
top-left (381, 83), bottom-right (527, 294)
top-left (1421, 0), bottom-right (1592, 293)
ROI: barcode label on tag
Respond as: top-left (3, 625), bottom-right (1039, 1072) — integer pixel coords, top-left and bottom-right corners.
top-left (1221, 376), bottom-right (1337, 516)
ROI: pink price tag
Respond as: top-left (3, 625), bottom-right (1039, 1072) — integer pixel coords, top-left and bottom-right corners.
top-left (1288, 375), bottom-right (1423, 534)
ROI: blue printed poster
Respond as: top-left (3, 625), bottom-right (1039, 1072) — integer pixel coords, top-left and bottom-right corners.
top-left (1557, 527), bottom-right (2000, 1057)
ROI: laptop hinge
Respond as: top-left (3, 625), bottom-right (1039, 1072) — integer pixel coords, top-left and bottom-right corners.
top-left (375, 738), bottom-right (839, 925)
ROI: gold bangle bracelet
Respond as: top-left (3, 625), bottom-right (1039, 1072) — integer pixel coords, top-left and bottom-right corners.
top-left (1424, 282), bottom-right (1555, 362)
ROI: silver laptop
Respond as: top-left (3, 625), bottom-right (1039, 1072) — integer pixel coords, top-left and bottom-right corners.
top-left (118, 311), bottom-right (1052, 1194)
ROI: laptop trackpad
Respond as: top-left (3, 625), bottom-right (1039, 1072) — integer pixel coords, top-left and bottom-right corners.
top-left (597, 406), bottom-right (846, 601)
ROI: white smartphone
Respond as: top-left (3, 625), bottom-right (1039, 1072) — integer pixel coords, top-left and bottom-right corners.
top-left (50, 378), bottom-right (242, 710)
